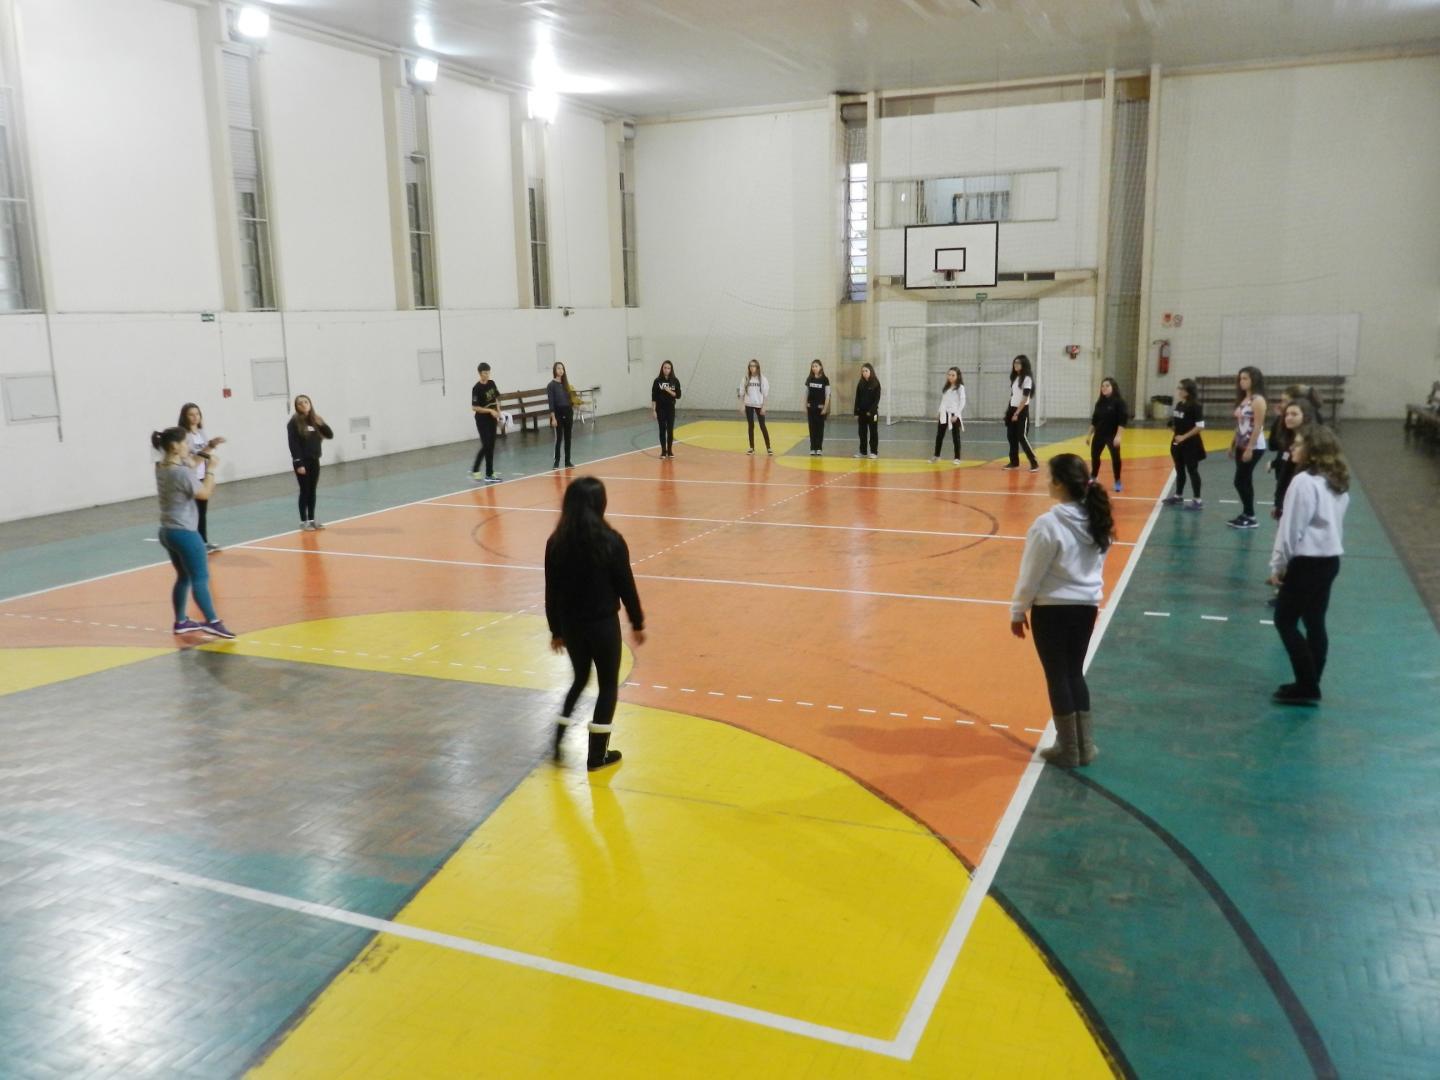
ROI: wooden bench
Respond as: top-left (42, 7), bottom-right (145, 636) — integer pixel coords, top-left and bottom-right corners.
top-left (1404, 401), bottom-right (1440, 446)
top-left (496, 388), bottom-right (552, 434)
top-left (1194, 374), bottom-right (1347, 425)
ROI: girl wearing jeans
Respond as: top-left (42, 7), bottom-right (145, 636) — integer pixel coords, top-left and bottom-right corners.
top-left (1267, 426), bottom-right (1349, 706)
top-left (1010, 453), bottom-right (1115, 768)
top-left (1227, 366), bottom-right (1268, 529)
top-left (150, 428), bottom-right (235, 639)
top-left (546, 477), bottom-right (646, 771)
top-left (737, 359), bottom-right (773, 455)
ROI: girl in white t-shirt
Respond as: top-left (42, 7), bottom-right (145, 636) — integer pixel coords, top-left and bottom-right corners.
top-left (178, 402), bottom-right (226, 552)
top-left (930, 367), bottom-right (967, 464)
top-left (736, 359), bottom-right (773, 455)
top-left (1004, 355), bottom-right (1039, 471)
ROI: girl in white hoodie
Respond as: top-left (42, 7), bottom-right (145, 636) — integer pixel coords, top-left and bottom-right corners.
top-left (1010, 453), bottom-right (1115, 767)
top-left (930, 367), bottom-right (967, 464)
top-left (737, 358), bottom-right (773, 456)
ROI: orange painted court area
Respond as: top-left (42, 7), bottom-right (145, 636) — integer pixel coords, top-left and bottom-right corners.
top-left (2, 438), bottom-right (1166, 870)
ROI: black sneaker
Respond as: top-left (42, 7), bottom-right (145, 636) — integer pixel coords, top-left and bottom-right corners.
top-left (1273, 683), bottom-right (1320, 706)
top-left (1225, 515), bottom-right (1248, 528)
top-left (1163, 494), bottom-right (1184, 507)
top-left (1002, 464), bottom-right (1020, 471)
top-left (1239, 516), bottom-right (1260, 529)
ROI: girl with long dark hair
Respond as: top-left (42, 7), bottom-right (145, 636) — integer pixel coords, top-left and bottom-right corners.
top-left (1010, 453), bottom-right (1115, 767)
top-left (1004, 354), bottom-right (1039, 471)
top-left (1267, 426), bottom-right (1349, 705)
top-left (287, 395), bottom-right (334, 530)
top-left (737, 359), bottom-right (773, 455)
top-left (1269, 395), bottom-right (1321, 520)
top-left (150, 427), bottom-right (235, 639)
top-left (803, 359), bottom-right (831, 455)
top-left (1164, 378), bottom-right (1207, 509)
top-left (651, 361), bottom-right (682, 458)
top-left (930, 367), bottom-right (966, 464)
top-left (548, 361), bottom-right (575, 469)
top-left (178, 403), bottom-right (226, 552)
top-left (546, 477), bottom-right (646, 770)
top-left (1086, 377), bottom-right (1128, 492)
top-left (853, 362), bottom-right (881, 458)
top-left (1227, 366), bottom-right (1268, 529)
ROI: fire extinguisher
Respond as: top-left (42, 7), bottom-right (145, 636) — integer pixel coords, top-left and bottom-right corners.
top-left (1157, 340), bottom-right (1171, 375)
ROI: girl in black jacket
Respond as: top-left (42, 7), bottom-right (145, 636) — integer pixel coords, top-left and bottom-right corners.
top-left (287, 395), bottom-right (334, 530)
top-left (651, 361), bottom-right (682, 458)
top-left (1087, 377), bottom-right (1129, 491)
top-left (853, 363), bottom-right (881, 458)
top-left (546, 477), bottom-right (646, 771)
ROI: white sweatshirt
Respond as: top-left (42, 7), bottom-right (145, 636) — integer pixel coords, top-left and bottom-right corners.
top-left (1270, 471), bottom-right (1348, 577)
top-left (938, 385), bottom-right (967, 424)
top-left (739, 374), bottom-right (769, 408)
top-left (1010, 501), bottom-right (1107, 620)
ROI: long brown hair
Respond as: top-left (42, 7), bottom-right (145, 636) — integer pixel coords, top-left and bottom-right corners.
top-left (178, 402), bottom-right (203, 431)
top-left (290, 395), bottom-right (321, 432)
top-left (1049, 453), bottom-right (1115, 552)
top-left (1295, 425), bottom-right (1350, 494)
top-left (552, 361), bottom-right (571, 393)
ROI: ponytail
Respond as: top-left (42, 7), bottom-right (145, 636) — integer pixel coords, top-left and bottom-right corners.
top-left (152, 427), bottom-right (186, 452)
top-left (1048, 453), bottom-right (1115, 552)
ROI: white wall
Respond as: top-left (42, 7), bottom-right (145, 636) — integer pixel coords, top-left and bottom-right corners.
top-left (0, 0), bottom-right (645, 523)
top-left (262, 30), bottom-right (395, 311)
top-left (635, 107), bottom-right (837, 411)
top-left (1148, 56), bottom-right (1440, 417)
top-left (19, 0), bottom-right (222, 311)
top-left (429, 77), bottom-right (519, 309)
top-left (876, 99), bottom-right (1104, 276)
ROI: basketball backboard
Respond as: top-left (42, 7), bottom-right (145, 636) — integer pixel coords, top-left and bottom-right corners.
top-left (904, 222), bottom-right (998, 289)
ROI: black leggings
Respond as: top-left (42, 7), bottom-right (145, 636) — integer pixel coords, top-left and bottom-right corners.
top-left (1091, 432), bottom-right (1121, 483)
top-left (561, 614), bottom-right (623, 731)
top-left (1006, 409), bottom-right (1037, 467)
top-left (857, 415), bottom-right (878, 455)
top-left (1273, 556), bottom-right (1340, 693)
top-left (472, 415), bottom-right (496, 474)
top-left (807, 406), bottom-right (826, 451)
top-left (1171, 446), bottom-right (1202, 497)
top-left (745, 406), bottom-right (771, 450)
top-left (934, 419), bottom-right (962, 459)
top-left (1030, 605), bottom-right (1098, 716)
top-left (656, 408), bottom-right (675, 454)
top-left (1233, 447), bottom-right (1266, 516)
top-left (552, 409), bottom-right (574, 466)
top-left (295, 458), bottom-right (320, 522)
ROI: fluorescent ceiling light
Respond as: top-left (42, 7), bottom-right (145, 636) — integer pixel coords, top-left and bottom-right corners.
top-left (528, 88), bottom-right (559, 123)
top-left (413, 18), bottom-right (436, 51)
top-left (234, 5), bottom-right (269, 39)
top-left (412, 57), bottom-right (439, 83)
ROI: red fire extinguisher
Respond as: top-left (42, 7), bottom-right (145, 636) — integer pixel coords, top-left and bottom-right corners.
top-left (1157, 340), bottom-right (1171, 375)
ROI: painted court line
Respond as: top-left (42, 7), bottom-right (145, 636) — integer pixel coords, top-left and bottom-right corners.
top-left (588, 473), bottom-right (1158, 502)
top-left (0, 829), bottom-right (903, 1059)
top-left (887, 469), bottom-right (1176, 1060)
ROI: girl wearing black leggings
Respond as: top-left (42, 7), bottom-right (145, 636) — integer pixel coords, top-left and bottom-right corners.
top-left (546, 476), bottom-right (646, 771)
top-left (1003, 355), bottom-right (1039, 471)
top-left (1164, 378), bottom-right (1207, 510)
top-left (1227, 365), bottom-right (1268, 529)
top-left (853, 363), bottom-right (881, 458)
top-left (287, 395), bottom-right (334, 530)
top-left (737, 359), bottom-right (772, 455)
top-left (548, 361), bottom-right (575, 469)
top-left (651, 361), bottom-right (682, 457)
top-left (930, 367), bottom-right (966, 464)
top-left (803, 359), bottom-right (831, 455)
top-left (1267, 426), bottom-right (1349, 706)
top-left (1086, 377), bottom-right (1128, 492)
top-left (1010, 453), bottom-right (1115, 768)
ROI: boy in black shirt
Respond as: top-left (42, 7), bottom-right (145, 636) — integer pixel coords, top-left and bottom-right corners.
top-left (471, 363), bottom-right (502, 482)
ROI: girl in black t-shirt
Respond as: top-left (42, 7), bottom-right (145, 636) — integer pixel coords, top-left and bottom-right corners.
top-left (853, 363), bottom-right (881, 458)
top-left (650, 361), bottom-right (682, 458)
top-left (804, 359), bottom-right (831, 456)
top-left (1164, 378), bottom-right (1207, 510)
top-left (546, 477), bottom-right (645, 771)
top-left (1087, 377), bottom-right (1129, 492)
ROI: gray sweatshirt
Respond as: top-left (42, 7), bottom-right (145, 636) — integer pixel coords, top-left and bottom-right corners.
top-left (1010, 501), bottom-right (1107, 620)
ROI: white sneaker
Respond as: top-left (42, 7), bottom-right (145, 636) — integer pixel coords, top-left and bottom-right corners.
top-left (310, 521), bottom-right (326, 530)
top-left (853, 452), bottom-right (866, 458)
top-left (953, 459), bottom-right (962, 465)
top-left (868, 452), bottom-right (878, 459)
top-left (929, 456), bottom-right (939, 463)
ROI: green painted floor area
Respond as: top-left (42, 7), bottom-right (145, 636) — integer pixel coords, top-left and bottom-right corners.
top-left (996, 457), bottom-right (1440, 1079)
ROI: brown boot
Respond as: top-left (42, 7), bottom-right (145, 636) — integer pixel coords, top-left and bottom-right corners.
top-left (1040, 713), bottom-right (1080, 768)
top-left (1076, 710), bottom-right (1098, 766)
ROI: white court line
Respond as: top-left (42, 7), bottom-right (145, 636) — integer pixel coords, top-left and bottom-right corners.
top-left (237, 544), bottom-right (1014, 608)
top-left (0, 443), bottom-right (656, 610)
top-left (0, 828), bottom-right (901, 1059)
top-left (586, 473), bottom-right (1158, 502)
top-left (887, 467), bottom-right (1176, 1060)
top-left (425, 501), bottom-right (1139, 548)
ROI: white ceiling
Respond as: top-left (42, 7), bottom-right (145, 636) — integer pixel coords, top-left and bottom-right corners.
top-left (273, 0), bottom-right (1440, 116)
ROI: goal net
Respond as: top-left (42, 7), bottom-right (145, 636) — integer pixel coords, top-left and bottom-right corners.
top-left (884, 320), bottom-right (1044, 426)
